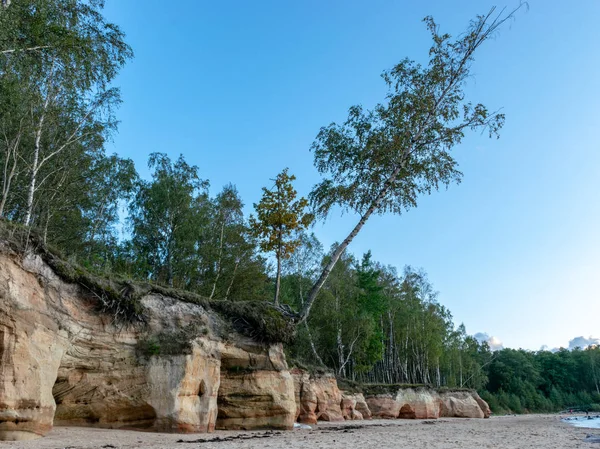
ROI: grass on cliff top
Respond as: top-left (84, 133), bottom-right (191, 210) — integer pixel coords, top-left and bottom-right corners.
top-left (338, 380), bottom-right (426, 396)
top-left (287, 356), bottom-right (335, 376)
top-left (336, 379), bottom-right (475, 396)
top-left (0, 220), bottom-right (295, 345)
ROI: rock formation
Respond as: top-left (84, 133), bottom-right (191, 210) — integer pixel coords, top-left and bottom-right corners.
top-left (395, 388), bottom-right (441, 419)
top-left (291, 369), bottom-right (344, 424)
top-left (340, 392), bottom-right (369, 420)
top-left (216, 345), bottom-right (296, 430)
top-left (439, 390), bottom-right (486, 419)
top-left (0, 231), bottom-right (491, 441)
top-left (362, 386), bottom-right (490, 420)
top-left (0, 245), bottom-right (295, 441)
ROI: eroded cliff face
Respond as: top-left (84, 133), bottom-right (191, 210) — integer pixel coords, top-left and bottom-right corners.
top-left (364, 387), bottom-right (491, 420)
top-left (0, 242), bottom-right (491, 442)
top-left (0, 250), bottom-right (295, 440)
top-left (216, 344), bottom-right (295, 430)
top-left (290, 372), bottom-right (491, 424)
top-left (291, 370), bottom-right (344, 424)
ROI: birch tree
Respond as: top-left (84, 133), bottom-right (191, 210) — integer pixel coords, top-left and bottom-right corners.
top-left (0, 0), bottom-right (132, 226)
top-left (298, 6), bottom-right (523, 322)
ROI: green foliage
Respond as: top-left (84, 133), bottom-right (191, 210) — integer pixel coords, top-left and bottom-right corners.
top-left (482, 346), bottom-right (600, 414)
top-left (3, 4), bottom-right (599, 418)
top-left (250, 168), bottom-right (313, 304)
top-left (250, 168), bottom-right (313, 257)
top-left (137, 323), bottom-right (208, 358)
top-left (298, 7), bottom-right (522, 324)
top-left (0, 0), bottom-right (133, 229)
top-left (129, 153), bottom-right (209, 288)
top-left (0, 0), bottom-right (134, 262)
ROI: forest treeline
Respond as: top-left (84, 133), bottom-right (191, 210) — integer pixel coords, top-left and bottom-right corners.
top-left (1, 0), bottom-right (599, 415)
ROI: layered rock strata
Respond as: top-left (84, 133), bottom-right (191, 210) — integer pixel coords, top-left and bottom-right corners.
top-left (291, 370), bottom-right (344, 424)
top-left (364, 387), bottom-right (490, 420)
top-left (0, 240), bottom-right (491, 442)
top-left (216, 345), bottom-right (295, 430)
top-left (0, 250), bottom-right (295, 440)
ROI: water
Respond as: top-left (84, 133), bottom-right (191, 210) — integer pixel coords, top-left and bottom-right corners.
top-left (562, 416), bottom-right (600, 429)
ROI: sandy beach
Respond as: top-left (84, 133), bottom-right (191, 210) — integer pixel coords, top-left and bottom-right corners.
top-left (0, 415), bottom-right (594, 449)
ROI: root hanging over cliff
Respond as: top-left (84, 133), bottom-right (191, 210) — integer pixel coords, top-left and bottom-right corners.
top-left (0, 220), bottom-right (295, 344)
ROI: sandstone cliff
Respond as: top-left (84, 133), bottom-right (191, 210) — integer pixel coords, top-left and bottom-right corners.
top-left (0, 228), bottom-right (491, 442)
top-left (0, 235), bottom-right (296, 441)
top-left (362, 386), bottom-right (491, 420)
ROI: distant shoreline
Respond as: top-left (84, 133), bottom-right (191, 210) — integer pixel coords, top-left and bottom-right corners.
top-left (562, 414), bottom-right (600, 429)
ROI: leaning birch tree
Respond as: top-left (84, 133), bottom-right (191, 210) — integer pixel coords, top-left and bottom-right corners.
top-left (298, 6), bottom-right (524, 322)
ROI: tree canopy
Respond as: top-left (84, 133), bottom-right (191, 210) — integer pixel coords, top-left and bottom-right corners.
top-left (299, 6), bottom-right (522, 322)
top-left (2, 0), bottom-right (597, 417)
top-left (250, 168), bottom-right (313, 304)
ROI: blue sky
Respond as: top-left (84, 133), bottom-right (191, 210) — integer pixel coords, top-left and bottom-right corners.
top-left (102, 1), bottom-right (600, 351)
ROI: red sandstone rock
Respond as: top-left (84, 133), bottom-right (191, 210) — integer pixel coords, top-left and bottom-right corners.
top-left (340, 392), bottom-right (369, 420)
top-left (472, 391), bottom-right (492, 418)
top-left (365, 388), bottom-right (489, 421)
top-left (365, 396), bottom-right (401, 419)
top-left (439, 391), bottom-right (485, 419)
top-left (215, 370), bottom-right (295, 430)
top-left (291, 370), bottom-right (344, 424)
top-left (395, 388), bottom-right (440, 419)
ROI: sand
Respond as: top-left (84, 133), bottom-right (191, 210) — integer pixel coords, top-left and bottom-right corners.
top-left (0, 415), bottom-right (594, 449)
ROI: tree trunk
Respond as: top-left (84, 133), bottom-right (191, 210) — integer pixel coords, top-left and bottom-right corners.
top-left (166, 230), bottom-right (174, 288)
top-left (0, 132), bottom-right (19, 217)
top-left (336, 293), bottom-right (345, 376)
top-left (25, 63), bottom-right (55, 226)
top-left (224, 259), bottom-right (239, 300)
top-left (209, 220), bottom-right (225, 299)
top-left (24, 121), bottom-right (43, 226)
top-left (274, 235), bottom-right (282, 305)
top-left (42, 211), bottom-right (52, 245)
top-left (305, 321), bottom-right (325, 366)
top-left (298, 164), bottom-right (404, 322)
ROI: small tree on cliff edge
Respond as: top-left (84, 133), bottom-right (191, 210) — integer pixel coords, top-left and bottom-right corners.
top-left (250, 168), bottom-right (314, 305)
top-left (297, 5), bottom-right (525, 323)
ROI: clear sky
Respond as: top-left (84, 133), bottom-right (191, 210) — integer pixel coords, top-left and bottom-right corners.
top-left (102, 0), bottom-right (600, 351)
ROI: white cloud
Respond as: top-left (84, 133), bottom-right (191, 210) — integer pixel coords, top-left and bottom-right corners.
top-left (568, 336), bottom-right (600, 350)
top-left (539, 336), bottom-right (600, 352)
top-left (474, 332), bottom-right (504, 351)
top-left (540, 345), bottom-right (560, 353)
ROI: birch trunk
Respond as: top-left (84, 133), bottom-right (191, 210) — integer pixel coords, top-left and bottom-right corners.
top-left (298, 164), bottom-right (405, 322)
top-left (209, 220), bottom-right (225, 299)
top-left (224, 259), bottom-right (239, 300)
top-left (0, 131), bottom-right (20, 217)
top-left (24, 115), bottom-right (45, 226)
top-left (24, 62), bottom-right (56, 227)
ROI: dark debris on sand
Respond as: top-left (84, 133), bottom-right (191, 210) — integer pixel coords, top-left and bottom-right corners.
top-left (176, 431), bottom-right (282, 444)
